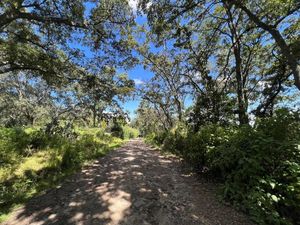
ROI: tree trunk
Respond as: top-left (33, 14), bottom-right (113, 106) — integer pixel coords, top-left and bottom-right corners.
top-left (224, 2), bottom-right (249, 125)
top-left (175, 98), bottom-right (182, 121)
top-left (92, 104), bottom-right (97, 127)
top-left (233, 43), bottom-right (249, 125)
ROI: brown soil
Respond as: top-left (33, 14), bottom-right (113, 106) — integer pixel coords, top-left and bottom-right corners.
top-left (2, 139), bottom-right (254, 225)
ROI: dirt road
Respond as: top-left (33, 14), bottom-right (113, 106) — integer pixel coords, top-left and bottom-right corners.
top-left (3, 139), bottom-right (253, 225)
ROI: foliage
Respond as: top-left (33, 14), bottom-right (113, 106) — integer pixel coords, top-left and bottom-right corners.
top-left (145, 131), bottom-right (169, 147)
top-left (1, 0), bottom-right (300, 224)
top-left (110, 120), bottom-right (124, 139)
top-left (0, 127), bottom-right (124, 222)
top-left (74, 70), bottom-right (134, 128)
top-left (0, 68), bottom-right (135, 129)
top-left (0, 0), bottom-right (136, 81)
top-left (146, 110), bottom-right (300, 225)
top-left (216, 110), bottom-right (300, 225)
top-left (0, 74), bottom-right (53, 127)
top-left (122, 125), bottom-right (139, 139)
top-left (134, 100), bottom-right (172, 136)
top-left (136, 0), bottom-right (300, 129)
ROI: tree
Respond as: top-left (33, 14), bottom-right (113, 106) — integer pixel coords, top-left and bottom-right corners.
top-left (140, 0), bottom-right (300, 90)
top-left (0, 73), bottom-right (54, 126)
top-left (0, 0), bottom-right (135, 82)
top-left (138, 48), bottom-right (188, 122)
top-left (138, 0), bottom-right (299, 126)
top-left (75, 67), bottom-right (134, 127)
top-left (134, 100), bottom-right (170, 135)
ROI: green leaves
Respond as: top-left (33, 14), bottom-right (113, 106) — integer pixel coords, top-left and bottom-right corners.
top-left (148, 109), bottom-right (300, 225)
top-left (271, 194), bottom-right (278, 203)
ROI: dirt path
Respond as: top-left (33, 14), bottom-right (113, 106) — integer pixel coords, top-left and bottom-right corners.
top-left (3, 139), bottom-right (254, 225)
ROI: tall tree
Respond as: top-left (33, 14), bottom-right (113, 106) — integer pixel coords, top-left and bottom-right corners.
top-left (0, 73), bottom-right (54, 126)
top-left (138, 0), bottom-right (299, 125)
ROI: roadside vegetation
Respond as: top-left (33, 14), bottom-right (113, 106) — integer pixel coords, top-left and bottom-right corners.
top-left (132, 1), bottom-right (300, 224)
top-left (0, 0), bottom-right (138, 221)
top-left (0, 124), bottom-right (138, 222)
top-left (1, 0), bottom-right (300, 224)
top-left (142, 110), bottom-right (299, 225)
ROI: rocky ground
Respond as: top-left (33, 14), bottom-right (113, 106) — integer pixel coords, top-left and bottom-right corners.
top-left (2, 139), bottom-right (254, 225)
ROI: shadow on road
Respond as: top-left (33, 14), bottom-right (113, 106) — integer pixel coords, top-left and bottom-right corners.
top-left (3, 139), bottom-right (253, 225)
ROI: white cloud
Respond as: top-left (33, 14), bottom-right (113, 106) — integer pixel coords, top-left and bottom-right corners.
top-left (128, 0), bottom-right (138, 12)
top-left (146, 2), bottom-right (152, 9)
top-left (134, 78), bottom-right (145, 86)
top-left (127, 0), bottom-right (152, 14)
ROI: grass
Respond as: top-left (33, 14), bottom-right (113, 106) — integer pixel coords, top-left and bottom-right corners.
top-left (0, 127), bottom-right (124, 222)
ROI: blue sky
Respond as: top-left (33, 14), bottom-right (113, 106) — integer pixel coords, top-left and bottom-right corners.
top-left (122, 65), bottom-right (153, 119)
top-left (118, 14), bottom-right (154, 119)
top-left (69, 2), bottom-right (154, 119)
top-left (121, 13), bottom-right (151, 118)
top-left (75, 2), bottom-right (300, 120)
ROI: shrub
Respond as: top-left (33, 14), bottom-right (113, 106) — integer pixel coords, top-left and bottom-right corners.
top-left (111, 122), bottom-right (124, 139)
top-left (162, 130), bottom-right (185, 155)
top-left (160, 124), bottom-right (230, 171)
top-left (28, 130), bottom-right (49, 150)
top-left (122, 125), bottom-right (139, 139)
top-left (61, 134), bottom-right (109, 169)
top-left (0, 125), bottom-right (123, 222)
top-left (96, 128), bottom-right (105, 139)
top-left (150, 109), bottom-right (300, 225)
top-left (0, 128), bottom-right (30, 163)
top-left (148, 131), bottom-right (169, 146)
top-left (61, 144), bottom-right (81, 169)
top-left (213, 110), bottom-right (300, 225)
top-left (77, 134), bottom-right (102, 159)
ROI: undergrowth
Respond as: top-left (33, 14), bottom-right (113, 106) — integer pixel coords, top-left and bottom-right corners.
top-left (146, 109), bottom-right (300, 225)
top-left (0, 127), bottom-right (125, 222)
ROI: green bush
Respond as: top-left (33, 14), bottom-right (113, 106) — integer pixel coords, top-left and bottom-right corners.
top-left (111, 122), bottom-right (124, 139)
top-left (213, 110), bottom-right (300, 225)
top-left (61, 134), bottom-right (110, 170)
top-left (28, 130), bottom-right (50, 150)
top-left (61, 144), bottom-right (81, 169)
top-left (77, 134), bottom-right (105, 159)
top-left (0, 128), bottom-right (30, 155)
top-left (158, 124), bottom-right (230, 170)
top-left (184, 125), bottom-right (230, 170)
top-left (162, 131), bottom-right (185, 155)
top-left (1, 126), bottom-right (124, 222)
top-left (96, 128), bottom-right (106, 138)
top-left (0, 128), bottom-right (67, 162)
top-left (122, 125), bottom-right (139, 139)
top-left (150, 109), bottom-right (300, 225)
top-left (0, 128), bottom-right (31, 165)
top-left (146, 131), bottom-right (169, 146)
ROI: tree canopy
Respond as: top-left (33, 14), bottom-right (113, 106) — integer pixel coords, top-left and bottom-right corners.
top-left (0, 1), bottom-right (299, 224)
